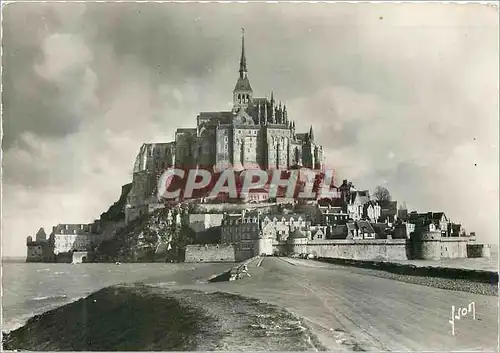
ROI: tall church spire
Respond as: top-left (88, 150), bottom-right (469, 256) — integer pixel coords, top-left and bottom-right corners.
top-left (309, 125), bottom-right (315, 142)
top-left (239, 28), bottom-right (247, 79)
top-left (233, 28), bottom-right (252, 109)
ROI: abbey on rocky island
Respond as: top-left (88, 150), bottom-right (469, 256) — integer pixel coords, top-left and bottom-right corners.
top-left (126, 31), bottom-right (325, 221)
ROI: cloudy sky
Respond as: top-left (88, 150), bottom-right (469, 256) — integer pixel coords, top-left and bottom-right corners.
top-left (2, 2), bottom-right (498, 256)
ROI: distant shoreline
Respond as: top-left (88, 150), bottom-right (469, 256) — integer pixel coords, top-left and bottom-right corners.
top-left (2, 257), bottom-right (27, 263)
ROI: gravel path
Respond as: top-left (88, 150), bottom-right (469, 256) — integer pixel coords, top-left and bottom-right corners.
top-left (284, 258), bottom-right (498, 296)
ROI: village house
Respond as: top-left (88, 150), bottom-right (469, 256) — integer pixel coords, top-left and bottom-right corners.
top-left (261, 213), bottom-right (310, 243)
top-left (448, 222), bottom-right (466, 237)
top-left (318, 205), bottom-right (349, 226)
top-left (309, 225), bottom-right (327, 241)
top-left (379, 201), bottom-right (398, 224)
top-left (346, 220), bottom-right (376, 240)
top-left (346, 190), bottom-right (371, 221)
top-left (407, 212), bottom-right (449, 235)
top-left (220, 210), bottom-right (262, 259)
top-left (363, 200), bottom-right (381, 223)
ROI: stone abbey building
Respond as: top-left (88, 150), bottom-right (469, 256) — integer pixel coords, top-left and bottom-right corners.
top-left (126, 32), bottom-right (325, 221)
top-left (183, 32), bottom-right (324, 171)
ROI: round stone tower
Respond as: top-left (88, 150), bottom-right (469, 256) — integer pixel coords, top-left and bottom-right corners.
top-left (255, 236), bottom-right (274, 256)
top-left (287, 229), bottom-right (308, 255)
top-left (411, 229), bottom-right (441, 260)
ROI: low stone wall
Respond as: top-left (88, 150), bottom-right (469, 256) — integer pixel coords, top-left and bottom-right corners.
top-left (467, 244), bottom-right (491, 258)
top-left (234, 248), bottom-right (254, 262)
top-left (55, 252), bottom-right (73, 263)
top-left (193, 203), bottom-right (276, 214)
top-left (306, 239), bottom-right (409, 261)
top-left (296, 236), bottom-right (476, 261)
top-left (440, 237), bottom-right (468, 259)
top-left (184, 244), bottom-right (236, 263)
top-left (72, 251), bottom-right (88, 264)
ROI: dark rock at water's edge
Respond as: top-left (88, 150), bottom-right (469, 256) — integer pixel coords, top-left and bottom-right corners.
top-left (208, 269), bottom-right (232, 282)
top-left (208, 256), bottom-right (258, 283)
top-left (316, 257), bottom-right (499, 284)
top-left (2, 285), bottom-right (218, 351)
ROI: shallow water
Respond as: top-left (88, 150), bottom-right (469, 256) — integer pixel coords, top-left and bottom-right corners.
top-left (1, 261), bottom-right (221, 332)
top-left (3, 285), bottom-right (324, 351)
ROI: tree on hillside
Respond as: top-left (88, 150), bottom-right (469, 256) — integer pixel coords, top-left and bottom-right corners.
top-left (373, 186), bottom-right (392, 203)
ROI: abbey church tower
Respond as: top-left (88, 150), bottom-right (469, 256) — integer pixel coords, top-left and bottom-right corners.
top-left (130, 29), bottom-right (325, 185)
top-left (233, 29), bottom-right (253, 111)
top-left (183, 29), bottom-right (324, 171)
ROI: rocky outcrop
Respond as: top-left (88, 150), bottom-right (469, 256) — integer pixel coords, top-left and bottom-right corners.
top-left (100, 183), bottom-right (132, 222)
top-left (208, 256), bottom-right (259, 282)
top-left (93, 207), bottom-right (196, 263)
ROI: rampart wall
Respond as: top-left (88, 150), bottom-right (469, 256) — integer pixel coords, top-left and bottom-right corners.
top-left (440, 237), bottom-right (468, 259)
top-left (278, 233), bottom-right (475, 262)
top-left (467, 244), bottom-right (491, 258)
top-left (305, 239), bottom-right (409, 261)
top-left (193, 203), bottom-right (276, 214)
top-left (184, 244), bottom-right (236, 263)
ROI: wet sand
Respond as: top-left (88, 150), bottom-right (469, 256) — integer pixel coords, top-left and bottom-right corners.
top-left (4, 257), bottom-right (498, 352)
top-left (3, 284), bottom-right (325, 351)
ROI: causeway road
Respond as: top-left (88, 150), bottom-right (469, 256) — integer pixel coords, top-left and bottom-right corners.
top-left (178, 257), bottom-right (498, 352)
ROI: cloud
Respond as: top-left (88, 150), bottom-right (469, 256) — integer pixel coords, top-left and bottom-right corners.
top-left (2, 2), bottom-right (498, 256)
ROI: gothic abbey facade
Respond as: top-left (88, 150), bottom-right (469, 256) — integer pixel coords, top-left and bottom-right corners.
top-left (174, 32), bottom-right (324, 171)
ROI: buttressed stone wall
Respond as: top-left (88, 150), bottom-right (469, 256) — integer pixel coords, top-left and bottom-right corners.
top-left (305, 239), bottom-right (409, 261)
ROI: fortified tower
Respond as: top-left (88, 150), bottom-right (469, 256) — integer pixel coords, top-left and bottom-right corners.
top-left (287, 229), bottom-right (309, 255)
top-left (410, 228), bottom-right (442, 260)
